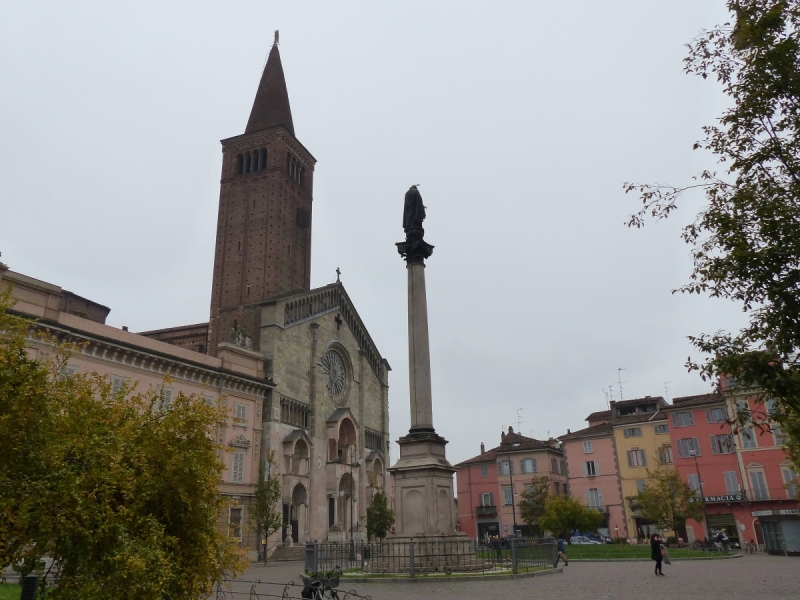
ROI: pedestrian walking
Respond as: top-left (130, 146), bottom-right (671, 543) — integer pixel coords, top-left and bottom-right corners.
top-left (555, 534), bottom-right (569, 566)
top-left (650, 533), bottom-right (664, 576)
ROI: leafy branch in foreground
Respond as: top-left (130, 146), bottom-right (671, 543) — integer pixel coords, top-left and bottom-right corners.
top-left (624, 0), bottom-right (800, 473)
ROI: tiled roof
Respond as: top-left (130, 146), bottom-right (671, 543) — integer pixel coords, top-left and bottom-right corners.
top-left (612, 410), bottom-right (668, 426)
top-left (559, 422), bottom-right (614, 441)
top-left (455, 428), bottom-right (559, 467)
top-left (455, 447), bottom-right (498, 467)
top-left (667, 392), bottom-right (724, 409)
top-left (586, 410), bottom-right (611, 422)
top-left (496, 430), bottom-right (556, 454)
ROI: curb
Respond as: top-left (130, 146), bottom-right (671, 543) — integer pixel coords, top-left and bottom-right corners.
top-left (570, 554), bottom-right (743, 562)
top-left (339, 567), bottom-right (562, 584)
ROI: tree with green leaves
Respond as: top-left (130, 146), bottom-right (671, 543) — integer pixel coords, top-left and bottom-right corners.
top-left (625, 0), bottom-right (800, 473)
top-left (538, 495), bottom-right (603, 543)
top-left (0, 293), bottom-right (247, 599)
top-left (634, 467), bottom-right (704, 535)
top-left (518, 475), bottom-right (551, 535)
top-left (366, 490), bottom-right (395, 541)
top-left (251, 451), bottom-right (283, 565)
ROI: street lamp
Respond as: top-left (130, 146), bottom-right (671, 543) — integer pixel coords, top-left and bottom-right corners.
top-left (689, 449), bottom-right (710, 540)
top-left (508, 463), bottom-right (518, 537)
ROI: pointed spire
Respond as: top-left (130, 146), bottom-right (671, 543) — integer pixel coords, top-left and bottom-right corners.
top-left (245, 42), bottom-right (294, 136)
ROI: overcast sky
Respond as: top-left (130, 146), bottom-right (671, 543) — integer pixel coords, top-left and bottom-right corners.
top-left (1, 1), bottom-right (745, 466)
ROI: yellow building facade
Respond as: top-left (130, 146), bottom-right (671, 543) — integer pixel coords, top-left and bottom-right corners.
top-left (610, 397), bottom-right (672, 540)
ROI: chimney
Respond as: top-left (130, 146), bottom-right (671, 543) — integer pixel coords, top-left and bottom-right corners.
top-left (122, 326), bottom-right (128, 331)
top-left (480, 442), bottom-right (485, 454)
top-left (567, 428), bottom-right (571, 434)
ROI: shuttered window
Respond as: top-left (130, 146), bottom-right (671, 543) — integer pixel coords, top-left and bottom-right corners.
top-left (672, 412), bottom-right (695, 427)
top-left (723, 471), bottom-right (740, 495)
top-left (585, 488), bottom-right (604, 510)
top-left (710, 434), bottom-right (735, 454)
top-left (626, 449), bottom-right (647, 467)
top-left (782, 468), bottom-right (798, 499)
top-left (705, 408), bottom-right (727, 423)
top-left (231, 451), bottom-right (246, 483)
top-left (749, 471), bottom-right (769, 500)
top-left (582, 461), bottom-right (600, 476)
top-left (110, 375), bottom-right (130, 396)
top-left (676, 438), bottom-right (701, 458)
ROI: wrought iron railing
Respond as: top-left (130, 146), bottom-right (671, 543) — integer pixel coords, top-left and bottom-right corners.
top-left (305, 537), bottom-right (557, 577)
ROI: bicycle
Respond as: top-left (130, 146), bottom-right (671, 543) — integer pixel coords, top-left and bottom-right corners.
top-left (301, 566), bottom-right (342, 599)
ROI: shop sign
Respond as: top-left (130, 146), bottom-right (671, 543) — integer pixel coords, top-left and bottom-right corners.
top-left (703, 494), bottom-right (743, 503)
top-left (751, 510), bottom-right (773, 516)
top-left (779, 509), bottom-right (798, 516)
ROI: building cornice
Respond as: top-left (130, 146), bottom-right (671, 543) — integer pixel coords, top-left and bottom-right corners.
top-left (24, 316), bottom-right (274, 397)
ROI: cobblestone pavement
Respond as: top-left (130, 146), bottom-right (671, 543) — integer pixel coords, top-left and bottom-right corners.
top-left (235, 553), bottom-right (799, 600)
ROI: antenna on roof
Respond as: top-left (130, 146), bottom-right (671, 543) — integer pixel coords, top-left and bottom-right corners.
top-left (618, 368), bottom-right (626, 400)
top-left (516, 408), bottom-right (523, 431)
top-left (608, 383), bottom-right (616, 401)
top-left (664, 381), bottom-right (671, 403)
top-left (602, 388), bottom-right (611, 410)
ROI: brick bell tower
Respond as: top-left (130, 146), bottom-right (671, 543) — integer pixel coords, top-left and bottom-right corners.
top-left (207, 40), bottom-right (316, 355)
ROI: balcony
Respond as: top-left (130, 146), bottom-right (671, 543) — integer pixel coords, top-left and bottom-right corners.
top-left (476, 505), bottom-right (497, 517)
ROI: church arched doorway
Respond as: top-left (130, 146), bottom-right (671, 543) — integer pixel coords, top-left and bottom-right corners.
top-left (290, 483), bottom-right (308, 543)
top-left (338, 472), bottom-right (355, 538)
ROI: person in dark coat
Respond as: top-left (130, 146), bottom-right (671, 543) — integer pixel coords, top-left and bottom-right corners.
top-left (650, 533), bottom-right (664, 575)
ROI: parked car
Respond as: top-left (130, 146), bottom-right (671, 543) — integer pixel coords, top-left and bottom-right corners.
top-left (570, 535), bottom-right (601, 544)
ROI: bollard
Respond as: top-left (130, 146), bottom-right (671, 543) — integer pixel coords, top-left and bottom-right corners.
top-left (20, 575), bottom-right (39, 600)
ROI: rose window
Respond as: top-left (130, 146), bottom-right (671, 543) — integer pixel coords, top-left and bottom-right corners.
top-left (322, 351), bottom-right (346, 399)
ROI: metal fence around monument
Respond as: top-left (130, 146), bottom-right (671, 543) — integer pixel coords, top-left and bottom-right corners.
top-left (305, 537), bottom-right (557, 577)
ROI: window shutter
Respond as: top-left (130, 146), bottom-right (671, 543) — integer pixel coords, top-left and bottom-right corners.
top-left (585, 489), bottom-right (589, 505)
top-left (639, 450), bottom-right (647, 467)
top-left (594, 461), bottom-right (600, 476)
top-left (597, 488), bottom-right (604, 505)
top-left (582, 462), bottom-right (588, 476)
top-left (705, 409), bottom-right (712, 423)
top-left (627, 451), bottom-right (633, 467)
top-left (688, 412), bottom-right (695, 425)
top-left (623, 429), bottom-right (629, 438)
top-left (710, 436), bottom-right (718, 455)
top-left (672, 414), bottom-right (678, 426)
top-left (692, 438), bottom-right (701, 456)
top-left (489, 492), bottom-right (494, 506)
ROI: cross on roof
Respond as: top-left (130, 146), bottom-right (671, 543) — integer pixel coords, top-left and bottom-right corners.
top-left (336, 267), bottom-right (341, 283)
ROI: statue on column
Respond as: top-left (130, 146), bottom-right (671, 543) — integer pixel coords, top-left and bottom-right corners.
top-left (397, 185), bottom-right (434, 263)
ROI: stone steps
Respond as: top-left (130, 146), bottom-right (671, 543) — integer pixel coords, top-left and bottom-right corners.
top-left (270, 545), bottom-right (306, 562)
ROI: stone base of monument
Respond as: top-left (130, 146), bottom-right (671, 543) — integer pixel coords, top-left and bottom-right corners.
top-left (388, 429), bottom-right (458, 536)
top-left (380, 430), bottom-right (494, 574)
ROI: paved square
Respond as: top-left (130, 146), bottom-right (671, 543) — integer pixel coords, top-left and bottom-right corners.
top-left (237, 554), bottom-right (799, 600)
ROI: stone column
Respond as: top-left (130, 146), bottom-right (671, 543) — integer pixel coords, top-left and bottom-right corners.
top-left (407, 262), bottom-right (434, 431)
top-left (388, 186), bottom-right (464, 540)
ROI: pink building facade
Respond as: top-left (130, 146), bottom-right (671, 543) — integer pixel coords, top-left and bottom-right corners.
top-left (456, 428), bottom-right (567, 541)
top-left (1, 266), bottom-right (275, 560)
top-left (661, 391), bottom-right (798, 553)
top-left (560, 417), bottom-right (626, 539)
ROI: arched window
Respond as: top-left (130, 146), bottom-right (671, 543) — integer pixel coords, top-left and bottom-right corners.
top-left (237, 154), bottom-right (244, 175)
top-left (245, 152), bottom-right (251, 174)
top-left (260, 148), bottom-right (267, 170)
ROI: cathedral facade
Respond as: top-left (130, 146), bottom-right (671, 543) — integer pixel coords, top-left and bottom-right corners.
top-left (142, 42), bottom-right (390, 547)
